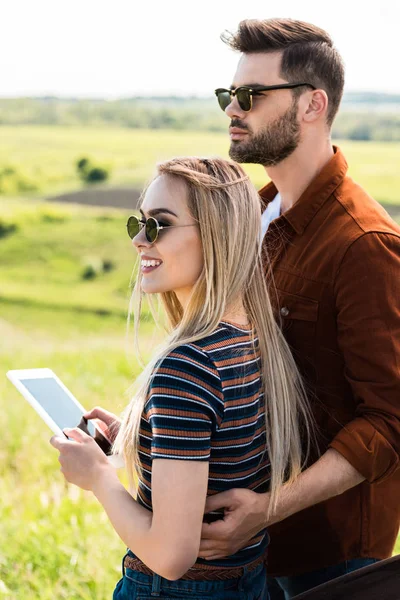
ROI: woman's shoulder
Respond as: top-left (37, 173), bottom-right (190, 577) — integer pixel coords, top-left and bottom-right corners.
top-left (157, 322), bottom-right (254, 376)
top-left (166, 322), bottom-right (251, 359)
top-left (159, 338), bottom-right (219, 379)
top-left (149, 336), bottom-right (225, 411)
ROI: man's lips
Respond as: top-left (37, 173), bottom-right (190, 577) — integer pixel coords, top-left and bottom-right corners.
top-left (229, 127), bottom-right (248, 140)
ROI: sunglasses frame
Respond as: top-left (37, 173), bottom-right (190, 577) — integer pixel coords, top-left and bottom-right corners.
top-left (214, 82), bottom-right (316, 112)
top-left (127, 215), bottom-right (196, 244)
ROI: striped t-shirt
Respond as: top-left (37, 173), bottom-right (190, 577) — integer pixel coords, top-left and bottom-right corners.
top-left (136, 321), bottom-right (270, 568)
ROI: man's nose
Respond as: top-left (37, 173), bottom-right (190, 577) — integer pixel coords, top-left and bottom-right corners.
top-left (225, 95), bottom-right (247, 120)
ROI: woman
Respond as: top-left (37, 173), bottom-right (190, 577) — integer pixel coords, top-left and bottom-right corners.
top-left (50, 157), bottom-right (312, 599)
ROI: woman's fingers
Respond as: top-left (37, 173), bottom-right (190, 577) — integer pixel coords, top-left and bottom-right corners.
top-left (84, 407), bottom-right (122, 443)
top-left (84, 406), bottom-right (120, 426)
top-left (63, 427), bottom-right (90, 442)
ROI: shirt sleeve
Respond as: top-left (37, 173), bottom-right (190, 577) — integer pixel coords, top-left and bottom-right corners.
top-left (330, 231), bottom-right (400, 483)
top-left (143, 344), bottom-right (223, 461)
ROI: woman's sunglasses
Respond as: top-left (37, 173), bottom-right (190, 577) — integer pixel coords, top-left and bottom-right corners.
top-left (214, 82), bottom-right (316, 112)
top-left (127, 215), bottom-right (195, 244)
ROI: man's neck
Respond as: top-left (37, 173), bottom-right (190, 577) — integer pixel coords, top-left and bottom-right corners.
top-left (265, 136), bottom-right (334, 214)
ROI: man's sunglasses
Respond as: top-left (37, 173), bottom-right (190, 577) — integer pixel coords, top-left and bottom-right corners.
top-left (127, 215), bottom-right (195, 244)
top-left (214, 83), bottom-right (316, 112)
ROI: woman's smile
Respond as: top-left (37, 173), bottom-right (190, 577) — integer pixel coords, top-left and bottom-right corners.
top-left (140, 254), bottom-right (163, 274)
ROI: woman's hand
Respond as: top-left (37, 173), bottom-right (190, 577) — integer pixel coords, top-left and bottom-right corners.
top-left (84, 406), bottom-right (122, 443)
top-left (50, 427), bottom-right (115, 491)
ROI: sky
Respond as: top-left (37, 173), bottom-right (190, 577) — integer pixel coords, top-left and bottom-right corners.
top-left (1, 0), bottom-right (399, 98)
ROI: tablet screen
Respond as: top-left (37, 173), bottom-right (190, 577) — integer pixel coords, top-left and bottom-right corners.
top-left (21, 377), bottom-right (97, 436)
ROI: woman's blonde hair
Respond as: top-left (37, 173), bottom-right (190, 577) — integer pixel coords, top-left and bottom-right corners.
top-left (113, 157), bottom-right (312, 514)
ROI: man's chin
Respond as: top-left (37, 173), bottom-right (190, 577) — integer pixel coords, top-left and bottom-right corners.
top-left (229, 142), bottom-right (247, 163)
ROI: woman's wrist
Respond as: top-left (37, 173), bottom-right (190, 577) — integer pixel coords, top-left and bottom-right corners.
top-left (91, 463), bottom-right (121, 499)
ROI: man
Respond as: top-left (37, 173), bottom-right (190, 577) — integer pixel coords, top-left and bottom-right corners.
top-left (199, 18), bottom-right (400, 599)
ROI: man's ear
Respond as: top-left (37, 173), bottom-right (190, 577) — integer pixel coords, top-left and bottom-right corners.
top-left (302, 89), bottom-right (329, 123)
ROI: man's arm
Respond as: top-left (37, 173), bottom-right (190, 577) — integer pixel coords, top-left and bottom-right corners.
top-left (200, 231), bottom-right (400, 560)
top-left (199, 448), bottom-right (363, 559)
top-left (329, 232), bottom-right (400, 482)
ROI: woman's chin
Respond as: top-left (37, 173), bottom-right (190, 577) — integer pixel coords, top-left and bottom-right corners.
top-left (141, 281), bottom-right (167, 295)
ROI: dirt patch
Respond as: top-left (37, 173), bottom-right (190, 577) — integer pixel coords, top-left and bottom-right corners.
top-left (47, 188), bottom-right (400, 222)
top-left (47, 186), bottom-right (143, 210)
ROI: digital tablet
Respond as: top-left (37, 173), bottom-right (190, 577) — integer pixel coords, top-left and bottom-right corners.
top-left (6, 368), bottom-right (123, 466)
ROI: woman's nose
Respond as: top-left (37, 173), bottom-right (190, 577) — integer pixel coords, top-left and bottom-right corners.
top-left (132, 227), bottom-right (151, 250)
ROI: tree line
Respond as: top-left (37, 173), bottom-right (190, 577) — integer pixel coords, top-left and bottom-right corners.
top-left (1, 95), bottom-right (400, 141)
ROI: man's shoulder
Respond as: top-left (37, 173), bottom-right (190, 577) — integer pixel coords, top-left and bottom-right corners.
top-left (333, 176), bottom-right (400, 238)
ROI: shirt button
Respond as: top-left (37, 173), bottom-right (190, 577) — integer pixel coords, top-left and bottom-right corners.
top-left (280, 306), bottom-right (290, 317)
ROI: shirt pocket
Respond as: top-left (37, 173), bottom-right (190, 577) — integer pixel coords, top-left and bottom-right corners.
top-left (276, 290), bottom-right (319, 377)
top-left (277, 290), bottom-right (318, 326)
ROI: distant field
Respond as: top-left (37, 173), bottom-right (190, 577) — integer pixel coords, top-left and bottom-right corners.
top-left (1, 198), bottom-right (134, 316)
top-left (0, 126), bottom-right (400, 204)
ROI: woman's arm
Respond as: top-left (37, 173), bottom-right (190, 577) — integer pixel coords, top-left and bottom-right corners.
top-left (50, 427), bottom-right (209, 580)
top-left (93, 458), bottom-right (209, 580)
top-left (51, 345), bottom-right (220, 577)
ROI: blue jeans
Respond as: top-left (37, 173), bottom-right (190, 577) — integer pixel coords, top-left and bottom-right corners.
top-left (113, 552), bottom-right (268, 600)
top-left (267, 558), bottom-right (379, 599)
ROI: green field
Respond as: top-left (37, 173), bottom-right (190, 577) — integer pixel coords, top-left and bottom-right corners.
top-left (0, 199), bottom-right (151, 599)
top-left (1, 126), bottom-right (400, 204)
top-left (1, 131), bottom-right (400, 598)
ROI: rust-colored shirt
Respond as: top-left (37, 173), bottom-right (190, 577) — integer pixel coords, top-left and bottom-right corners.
top-left (260, 146), bottom-right (400, 577)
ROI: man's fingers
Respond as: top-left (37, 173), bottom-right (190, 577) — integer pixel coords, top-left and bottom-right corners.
top-left (204, 490), bottom-right (232, 513)
top-left (199, 554), bottom-right (227, 561)
top-left (199, 538), bottom-right (221, 552)
top-left (198, 538), bottom-right (230, 559)
top-left (200, 519), bottom-right (230, 541)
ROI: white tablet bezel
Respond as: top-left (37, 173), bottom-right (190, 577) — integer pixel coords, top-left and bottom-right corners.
top-left (6, 368), bottom-right (124, 467)
top-left (7, 368), bottom-right (91, 437)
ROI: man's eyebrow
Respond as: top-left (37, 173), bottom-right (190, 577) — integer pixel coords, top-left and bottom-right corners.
top-left (139, 207), bottom-right (178, 217)
top-left (230, 83), bottom-right (266, 90)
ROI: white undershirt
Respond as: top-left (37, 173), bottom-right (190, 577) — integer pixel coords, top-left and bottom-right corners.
top-left (261, 192), bottom-right (281, 241)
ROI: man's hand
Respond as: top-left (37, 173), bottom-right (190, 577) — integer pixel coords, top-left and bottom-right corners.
top-left (199, 488), bottom-right (269, 560)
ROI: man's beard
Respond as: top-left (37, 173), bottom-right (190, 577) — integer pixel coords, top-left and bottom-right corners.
top-left (229, 99), bottom-right (301, 166)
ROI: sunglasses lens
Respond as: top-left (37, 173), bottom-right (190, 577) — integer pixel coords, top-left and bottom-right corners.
top-left (127, 215), bottom-right (140, 239)
top-left (216, 90), bottom-right (232, 112)
top-left (236, 89), bottom-right (252, 112)
top-left (146, 217), bottom-right (158, 243)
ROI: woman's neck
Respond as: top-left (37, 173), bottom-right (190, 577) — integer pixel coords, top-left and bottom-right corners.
top-left (175, 291), bottom-right (249, 327)
top-left (222, 303), bottom-right (249, 326)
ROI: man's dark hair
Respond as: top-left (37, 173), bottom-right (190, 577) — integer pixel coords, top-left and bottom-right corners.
top-left (222, 18), bottom-right (345, 126)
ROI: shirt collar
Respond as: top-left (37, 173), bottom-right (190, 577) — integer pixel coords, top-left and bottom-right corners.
top-left (259, 146), bottom-right (348, 235)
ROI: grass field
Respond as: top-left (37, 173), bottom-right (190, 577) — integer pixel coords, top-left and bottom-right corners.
top-left (0, 199), bottom-right (161, 599)
top-left (1, 132), bottom-right (400, 598)
top-left (1, 126), bottom-right (400, 204)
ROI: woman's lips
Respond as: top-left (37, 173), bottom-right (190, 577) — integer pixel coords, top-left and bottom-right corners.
top-left (141, 263), bottom-right (161, 274)
top-left (141, 258), bottom-right (162, 274)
